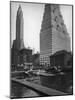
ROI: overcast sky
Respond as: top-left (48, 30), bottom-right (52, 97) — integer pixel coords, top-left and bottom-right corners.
top-left (11, 2), bottom-right (72, 53)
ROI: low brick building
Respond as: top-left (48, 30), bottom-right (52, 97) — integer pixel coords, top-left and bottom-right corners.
top-left (50, 50), bottom-right (72, 70)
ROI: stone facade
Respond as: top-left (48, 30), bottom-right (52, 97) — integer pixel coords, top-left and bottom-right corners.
top-left (20, 48), bottom-right (32, 64)
top-left (50, 50), bottom-right (72, 69)
top-left (40, 4), bottom-right (71, 66)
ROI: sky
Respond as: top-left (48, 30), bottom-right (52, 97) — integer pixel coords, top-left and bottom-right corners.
top-left (11, 2), bottom-right (72, 53)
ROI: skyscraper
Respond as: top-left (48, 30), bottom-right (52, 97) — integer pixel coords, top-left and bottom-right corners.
top-left (40, 4), bottom-right (71, 66)
top-left (11, 5), bottom-right (33, 67)
top-left (11, 5), bottom-right (24, 66)
top-left (12, 5), bottom-right (24, 50)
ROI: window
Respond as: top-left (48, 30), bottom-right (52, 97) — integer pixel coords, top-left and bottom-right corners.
top-left (61, 22), bottom-right (64, 26)
top-left (53, 9), bottom-right (55, 13)
top-left (56, 24), bottom-right (62, 32)
top-left (54, 16), bottom-right (58, 22)
top-left (63, 30), bottom-right (65, 34)
top-left (56, 24), bottom-right (59, 30)
top-left (53, 7), bottom-right (56, 13)
top-left (51, 24), bottom-right (53, 28)
top-left (59, 14), bottom-right (62, 18)
top-left (57, 25), bottom-right (59, 27)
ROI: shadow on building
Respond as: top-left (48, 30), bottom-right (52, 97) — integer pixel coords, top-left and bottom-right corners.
top-left (49, 50), bottom-right (73, 72)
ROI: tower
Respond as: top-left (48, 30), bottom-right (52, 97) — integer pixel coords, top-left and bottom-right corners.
top-left (11, 5), bottom-right (24, 66)
top-left (40, 4), bottom-right (71, 66)
top-left (12, 5), bottom-right (24, 50)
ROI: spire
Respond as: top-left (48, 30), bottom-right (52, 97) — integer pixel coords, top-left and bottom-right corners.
top-left (17, 5), bottom-right (23, 17)
top-left (14, 5), bottom-right (24, 50)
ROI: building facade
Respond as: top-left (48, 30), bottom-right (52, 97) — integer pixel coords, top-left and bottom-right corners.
top-left (50, 50), bottom-right (72, 70)
top-left (20, 48), bottom-right (32, 64)
top-left (40, 4), bottom-right (71, 66)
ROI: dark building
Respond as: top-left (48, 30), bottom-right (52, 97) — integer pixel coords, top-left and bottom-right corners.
top-left (50, 50), bottom-right (72, 71)
top-left (32, 53), bottom-right (40, 69)
top-left (11, 48), bottom-right (32, 71)
top-left (20, 48), bottom-right (32, 64)
top-left (11, 48), bottom-right (19, 66)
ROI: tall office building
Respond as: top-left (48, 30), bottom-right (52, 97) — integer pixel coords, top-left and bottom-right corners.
top-left (11, 5), bottom-right (24, 66)
top-left (40, 4), bottom-right (71, 66)
top-left (11, 5), bottom-right (33, 68)
top-left (12, 5), bottom-right (24, 50)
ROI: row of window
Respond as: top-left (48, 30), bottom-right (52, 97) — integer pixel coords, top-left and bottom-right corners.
top-left (40, 62), bottom-right (50, 66)
top-left (40, 57), bottom-right (50, 61)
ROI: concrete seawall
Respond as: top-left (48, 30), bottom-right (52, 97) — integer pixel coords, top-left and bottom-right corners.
top-left (11, 78), bottom-right (68, 96)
